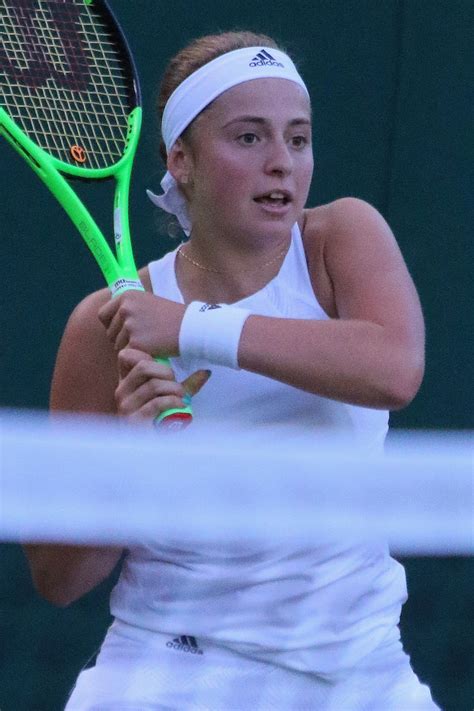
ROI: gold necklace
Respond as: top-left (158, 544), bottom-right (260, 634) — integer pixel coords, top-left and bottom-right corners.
top-left (177, 243), bottom-right (289, 274)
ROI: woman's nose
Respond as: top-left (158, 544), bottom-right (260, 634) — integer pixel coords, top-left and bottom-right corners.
top-left (264, 138), bottom-right (292, 176)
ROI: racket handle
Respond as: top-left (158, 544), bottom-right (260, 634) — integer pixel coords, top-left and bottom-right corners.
top-left (153, 357), bottom-right (193, 430)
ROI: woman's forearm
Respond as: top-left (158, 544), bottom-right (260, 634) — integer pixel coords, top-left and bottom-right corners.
top-left (239, 315), bottom-right (424, 410)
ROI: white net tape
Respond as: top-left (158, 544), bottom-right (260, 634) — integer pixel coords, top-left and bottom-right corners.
top-left (1, 411), bottom-right (472, 555)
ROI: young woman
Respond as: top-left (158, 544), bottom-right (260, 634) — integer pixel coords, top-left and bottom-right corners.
top-left (25, 31), bottom-right (436, 710)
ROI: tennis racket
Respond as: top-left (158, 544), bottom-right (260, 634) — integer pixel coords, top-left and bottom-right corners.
top-left (0, 0), bottom-right (192, 428)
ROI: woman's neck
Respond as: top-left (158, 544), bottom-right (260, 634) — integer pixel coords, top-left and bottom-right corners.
top-left (175, 233), bottom-right (291, 304)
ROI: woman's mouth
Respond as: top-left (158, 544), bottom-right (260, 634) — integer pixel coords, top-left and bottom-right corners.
top-left (254, 191), bottom-right (292, 211)
top-left (255, 191), bottom-right (290, 205)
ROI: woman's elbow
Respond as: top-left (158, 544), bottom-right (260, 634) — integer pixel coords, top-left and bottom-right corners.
top-left (386, 352), bottom-right (425, 411)
top-left (24, 544), bottom-right (123, 607)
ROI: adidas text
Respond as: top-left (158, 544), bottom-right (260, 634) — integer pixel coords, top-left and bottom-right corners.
top-left (249, 59), bottom-right (284, 67)
top-left (166, 635), bottom-right (204, 655)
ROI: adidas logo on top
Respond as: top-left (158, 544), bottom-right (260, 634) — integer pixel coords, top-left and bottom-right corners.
top-left (166, 634), bottom-right (204, 655)
top-left (199, 303), bottom-right (222, 312)
top-left (249, 49), bottom-right (284, 68)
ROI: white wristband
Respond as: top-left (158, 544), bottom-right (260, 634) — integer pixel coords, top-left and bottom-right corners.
top-left (179, 301), bottom-right (251, 370)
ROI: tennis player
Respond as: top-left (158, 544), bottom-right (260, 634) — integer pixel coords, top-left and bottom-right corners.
top-left (25, 31), bottom-right (438, 710)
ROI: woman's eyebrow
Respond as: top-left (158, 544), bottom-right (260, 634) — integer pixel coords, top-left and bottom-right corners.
top-left (222, 116), bottom-right (311, 128)
top-left (222, 116), bottom-right (266, 128)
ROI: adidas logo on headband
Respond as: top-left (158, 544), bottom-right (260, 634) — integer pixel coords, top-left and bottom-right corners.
top-left (249, 49), bottom-right (284, 68)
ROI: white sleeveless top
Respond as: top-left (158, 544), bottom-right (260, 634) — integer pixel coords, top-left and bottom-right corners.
top-left (109, 224), bottom-right (407, 677)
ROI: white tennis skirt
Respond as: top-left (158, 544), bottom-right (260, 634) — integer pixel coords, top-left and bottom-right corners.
top-left (65, 622), bottom-right (439, 710)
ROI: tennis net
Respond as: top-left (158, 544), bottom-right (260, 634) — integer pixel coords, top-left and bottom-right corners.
top-left (0, 410), bottom-right (472, 711)
top-left (1, 409), bottom-right (472, 554)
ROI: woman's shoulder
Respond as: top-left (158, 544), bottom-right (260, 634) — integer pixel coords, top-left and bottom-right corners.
top-left (59, 287), bottom-right (115, 361)
top-left (300, 198), bottom-right (377, 277)
top-left (302, 197), bottom-right (396, 266)
top-left (67, 286), bottom-right (111, 330)
top-left (51, 286), bottom-right (118, 414)
top-left (303, 197), bottom-right (387, 240)
top-left (300, 198), bottom-right (400, 317)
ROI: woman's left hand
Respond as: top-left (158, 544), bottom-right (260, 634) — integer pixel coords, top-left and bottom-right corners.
top-left (98, 291), bottom-right (185, 357)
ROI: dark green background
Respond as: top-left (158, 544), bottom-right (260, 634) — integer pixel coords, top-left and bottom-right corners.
top-left (1, 1), bottom-right (472, 709)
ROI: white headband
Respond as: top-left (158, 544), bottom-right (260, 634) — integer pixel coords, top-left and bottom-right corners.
top-left (147, 46), bottom-right (309, 235)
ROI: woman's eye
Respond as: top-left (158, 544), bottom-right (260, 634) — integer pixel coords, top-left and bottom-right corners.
top-left (291, 135), bottom-right (308, 148)
top-left (239, 133), bottom-right (258, 145)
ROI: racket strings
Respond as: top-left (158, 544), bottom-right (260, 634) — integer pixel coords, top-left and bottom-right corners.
top-left (0, 0), bottom-right (136, 170)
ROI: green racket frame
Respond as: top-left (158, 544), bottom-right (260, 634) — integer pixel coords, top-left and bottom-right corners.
top-left (0, 106), bottom-right (193, 425)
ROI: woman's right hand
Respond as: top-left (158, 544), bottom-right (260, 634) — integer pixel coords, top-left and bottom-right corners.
top-left (115, 348), bottom-right (211, 422)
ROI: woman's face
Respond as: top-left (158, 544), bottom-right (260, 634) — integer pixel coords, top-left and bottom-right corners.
top-left (182, 78), bottom-right (313, 243)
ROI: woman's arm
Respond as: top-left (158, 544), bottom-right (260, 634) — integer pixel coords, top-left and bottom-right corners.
top-left (50, 288), bottom-right (119, 414)
top-left (25, 289), bottom-right (210, 605)
top-left (24, 290), bottom-right (124, 606)
top-left (99, 198), bottom-right (424, 410)
top-left (239, 198), bottom-right (425, 409)
top-left (22, 544), bottom-right (124, 607)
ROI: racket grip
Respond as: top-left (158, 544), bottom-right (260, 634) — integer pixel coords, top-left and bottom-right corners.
top-left (153, 356), bottom-right (193, 430)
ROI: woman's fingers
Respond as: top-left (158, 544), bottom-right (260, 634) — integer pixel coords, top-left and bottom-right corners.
top-left (115, 349), bottom-right (183, 418)
top-left (98, 298), bottom-right (125, 348)
top-left (98, 292), bottom-right (184, 356)
top-left (115, 351), bottom-right (211, 421)
top-left (117, 348), bottom-right (172, 381)
top-left (119, 389), bottom-right (188, 419)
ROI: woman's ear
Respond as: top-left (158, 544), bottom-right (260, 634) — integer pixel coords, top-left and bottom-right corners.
top-left (167, 138), bottom-right (193, 188)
